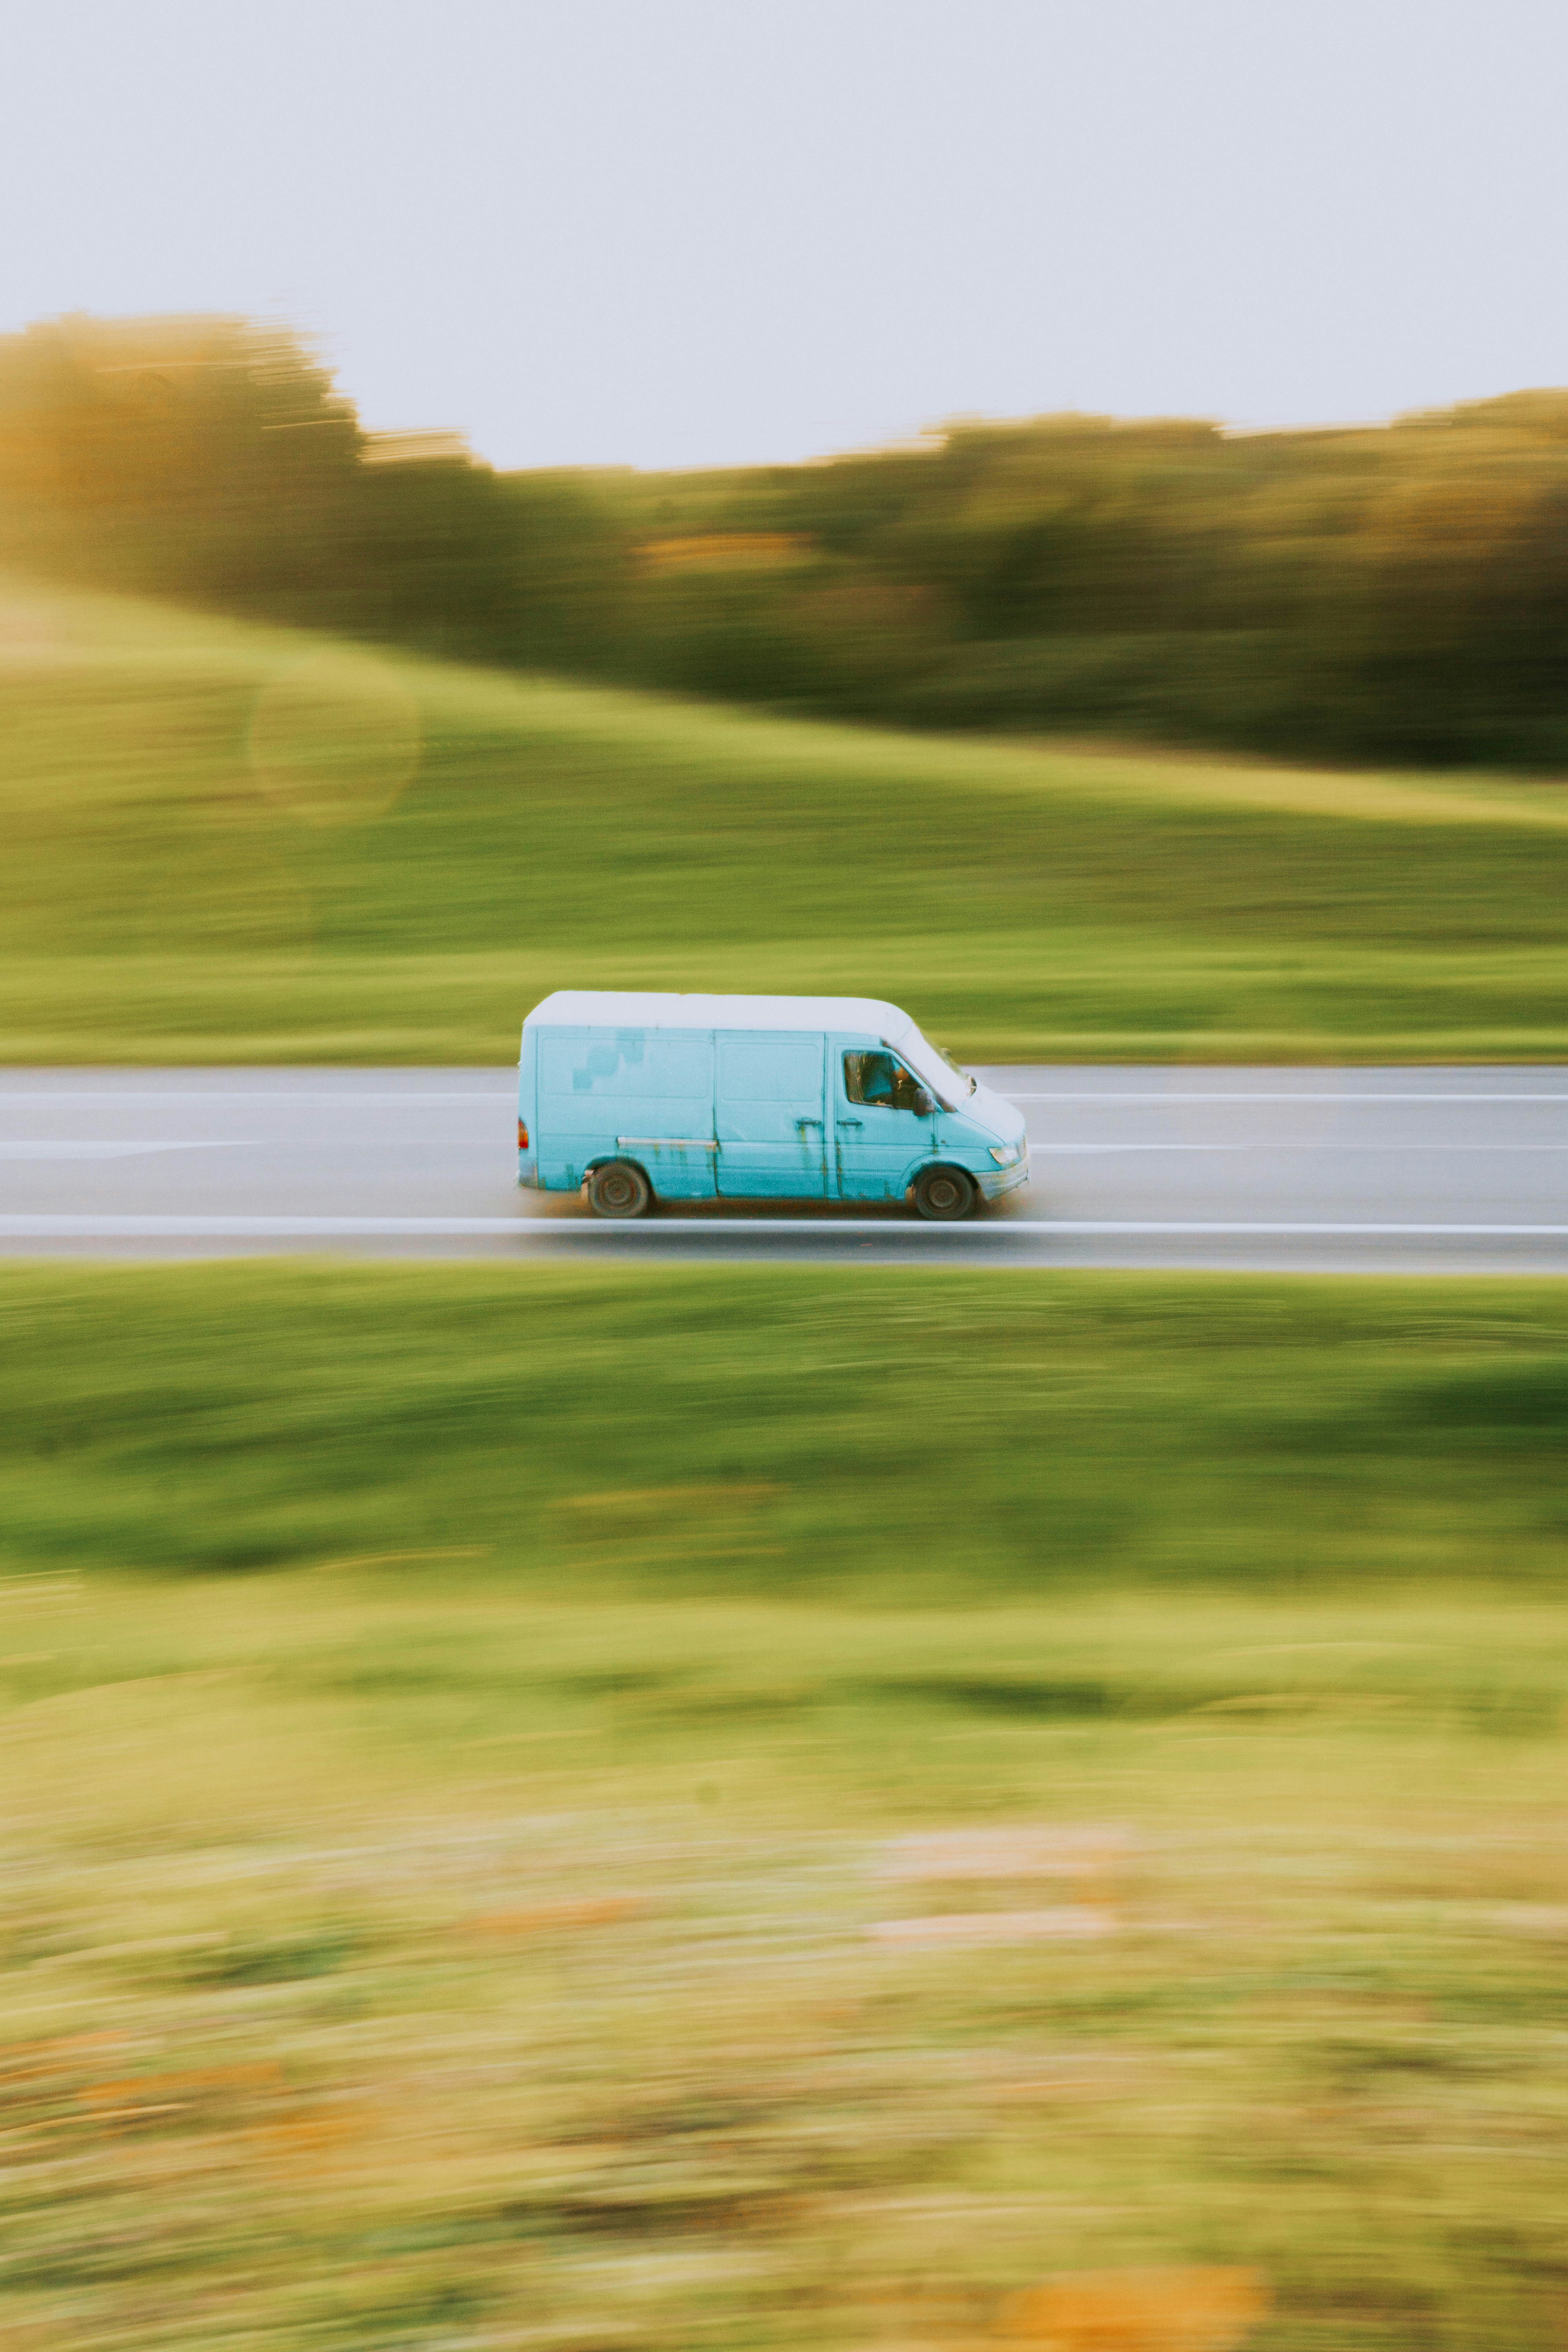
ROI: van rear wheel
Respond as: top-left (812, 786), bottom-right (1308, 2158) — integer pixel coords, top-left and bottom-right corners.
top-left (913, 1165), bottom-right (977, 1222)
top-left (587, 1161), bottom-right (652, 1219)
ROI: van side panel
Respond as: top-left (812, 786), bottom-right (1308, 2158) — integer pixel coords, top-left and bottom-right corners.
top-left (535, 1025), bottom-right (717, 1197)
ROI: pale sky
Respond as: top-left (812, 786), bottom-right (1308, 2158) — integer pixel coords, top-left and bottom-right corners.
top-left (2, 0), bottom-right (1563, 472)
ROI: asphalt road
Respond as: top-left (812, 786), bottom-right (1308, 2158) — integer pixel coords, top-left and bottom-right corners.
top-left (0, 1066), bottom-right (1564, 1272)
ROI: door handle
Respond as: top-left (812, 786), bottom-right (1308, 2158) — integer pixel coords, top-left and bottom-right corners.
top-left (838, 1117), bottom-right (862, 1128)
top-left (795, 1117), bottom-right (823, 1131)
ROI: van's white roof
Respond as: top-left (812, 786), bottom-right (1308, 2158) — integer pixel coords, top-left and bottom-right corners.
top-left (525, 991), bottom-right (915, 1038)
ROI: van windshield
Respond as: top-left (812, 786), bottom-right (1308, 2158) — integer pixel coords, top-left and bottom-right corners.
top-left (894, 1027), bottom-right (976, 1109)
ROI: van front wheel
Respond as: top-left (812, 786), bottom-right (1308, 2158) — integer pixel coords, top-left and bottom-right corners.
top-left (586, 1161), bottom-right (652, 1219)
top-left (912, 1165), bottom-right (977, 1222)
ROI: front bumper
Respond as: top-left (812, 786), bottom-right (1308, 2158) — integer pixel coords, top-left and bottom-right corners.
top-left (976, 1152), bottom-right (1030, 1200)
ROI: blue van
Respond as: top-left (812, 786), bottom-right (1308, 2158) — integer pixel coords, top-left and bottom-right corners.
top-left (517, 992), bottom-right (1029, 1220)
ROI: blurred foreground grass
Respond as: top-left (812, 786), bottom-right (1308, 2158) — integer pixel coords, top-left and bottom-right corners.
top-left (4, 575), bottom-right (1568, 1061)
top-left (4, 1264), bottom-right (1568, 2349)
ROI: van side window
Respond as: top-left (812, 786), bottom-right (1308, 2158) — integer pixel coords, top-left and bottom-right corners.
top-left (844, 1050), bottom-right (926, 1112)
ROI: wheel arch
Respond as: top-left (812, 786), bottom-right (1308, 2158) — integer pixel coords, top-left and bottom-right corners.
top-left (906, 1156), bottom-right (980, 1196)
top-left (583, 1152), bottom-right (655, 1193)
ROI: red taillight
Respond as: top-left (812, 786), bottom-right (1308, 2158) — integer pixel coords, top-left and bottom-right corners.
top-left (517, 1120), bottom-right (530, 1150)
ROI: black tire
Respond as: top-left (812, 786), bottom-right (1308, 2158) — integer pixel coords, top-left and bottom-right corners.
top-left (586, 1161), bottom-right (652, 1219)
top-left (912, 1164), bottom-right (977, 1222)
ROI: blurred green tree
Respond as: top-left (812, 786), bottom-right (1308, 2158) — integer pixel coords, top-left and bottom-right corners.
top-left (5, 311), bottom-right (1568, 767)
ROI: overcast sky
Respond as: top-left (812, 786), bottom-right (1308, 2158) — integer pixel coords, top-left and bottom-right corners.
top-left (2, 0), bottom-right (1563, 471)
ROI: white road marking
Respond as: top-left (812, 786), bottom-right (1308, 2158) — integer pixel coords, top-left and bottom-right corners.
top-left (0, 1216), bottom-right (1565, 1239)
top-left (1002, 1091), bottom-right (1568, 1103)
top-left (1021, 1142), bottom-right (1568, 1152)
top-left (1009, 1220), bottom-right (1568, 1237)
top-left (0, 1087), bottom-right (1563, 1105)
top-left (0, 1091), bottom-right (512, 1105)
top-left (0, 1142), bottom-right (248, 1160)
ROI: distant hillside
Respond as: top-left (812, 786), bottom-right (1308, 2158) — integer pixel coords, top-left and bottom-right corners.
top-left (4, 314), bottom-right (1568, 769)
top-left (2, 574), bottom-right (1566, 1062)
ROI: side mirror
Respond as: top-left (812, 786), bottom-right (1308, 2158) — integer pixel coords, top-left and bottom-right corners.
top-left (912, 1087), bottom-right (935, 1117)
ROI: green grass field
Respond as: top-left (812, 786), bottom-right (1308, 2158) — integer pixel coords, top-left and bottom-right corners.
top-left (5, 1264), bottom-right (1568, 2349)
top-left (4, 572), bottom-right (1568, 1062)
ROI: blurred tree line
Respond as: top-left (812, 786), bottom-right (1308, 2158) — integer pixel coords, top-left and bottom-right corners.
top-left (5, 312), bottom-right (1568, 766)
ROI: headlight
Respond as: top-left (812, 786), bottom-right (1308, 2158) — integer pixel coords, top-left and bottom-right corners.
top-left (989, 1141), bottom-right (1024, 1166)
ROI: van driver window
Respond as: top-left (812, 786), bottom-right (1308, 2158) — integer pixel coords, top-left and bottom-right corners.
top-left (844, 1051), bottom-right (926, 1112)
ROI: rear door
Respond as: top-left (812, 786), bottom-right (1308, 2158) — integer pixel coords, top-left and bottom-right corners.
top-left (715, 1030), bottom-right (829, 1198)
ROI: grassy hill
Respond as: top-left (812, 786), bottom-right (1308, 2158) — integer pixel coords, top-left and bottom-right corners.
top-left (3, 572), bottom-right (1567, 1062)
